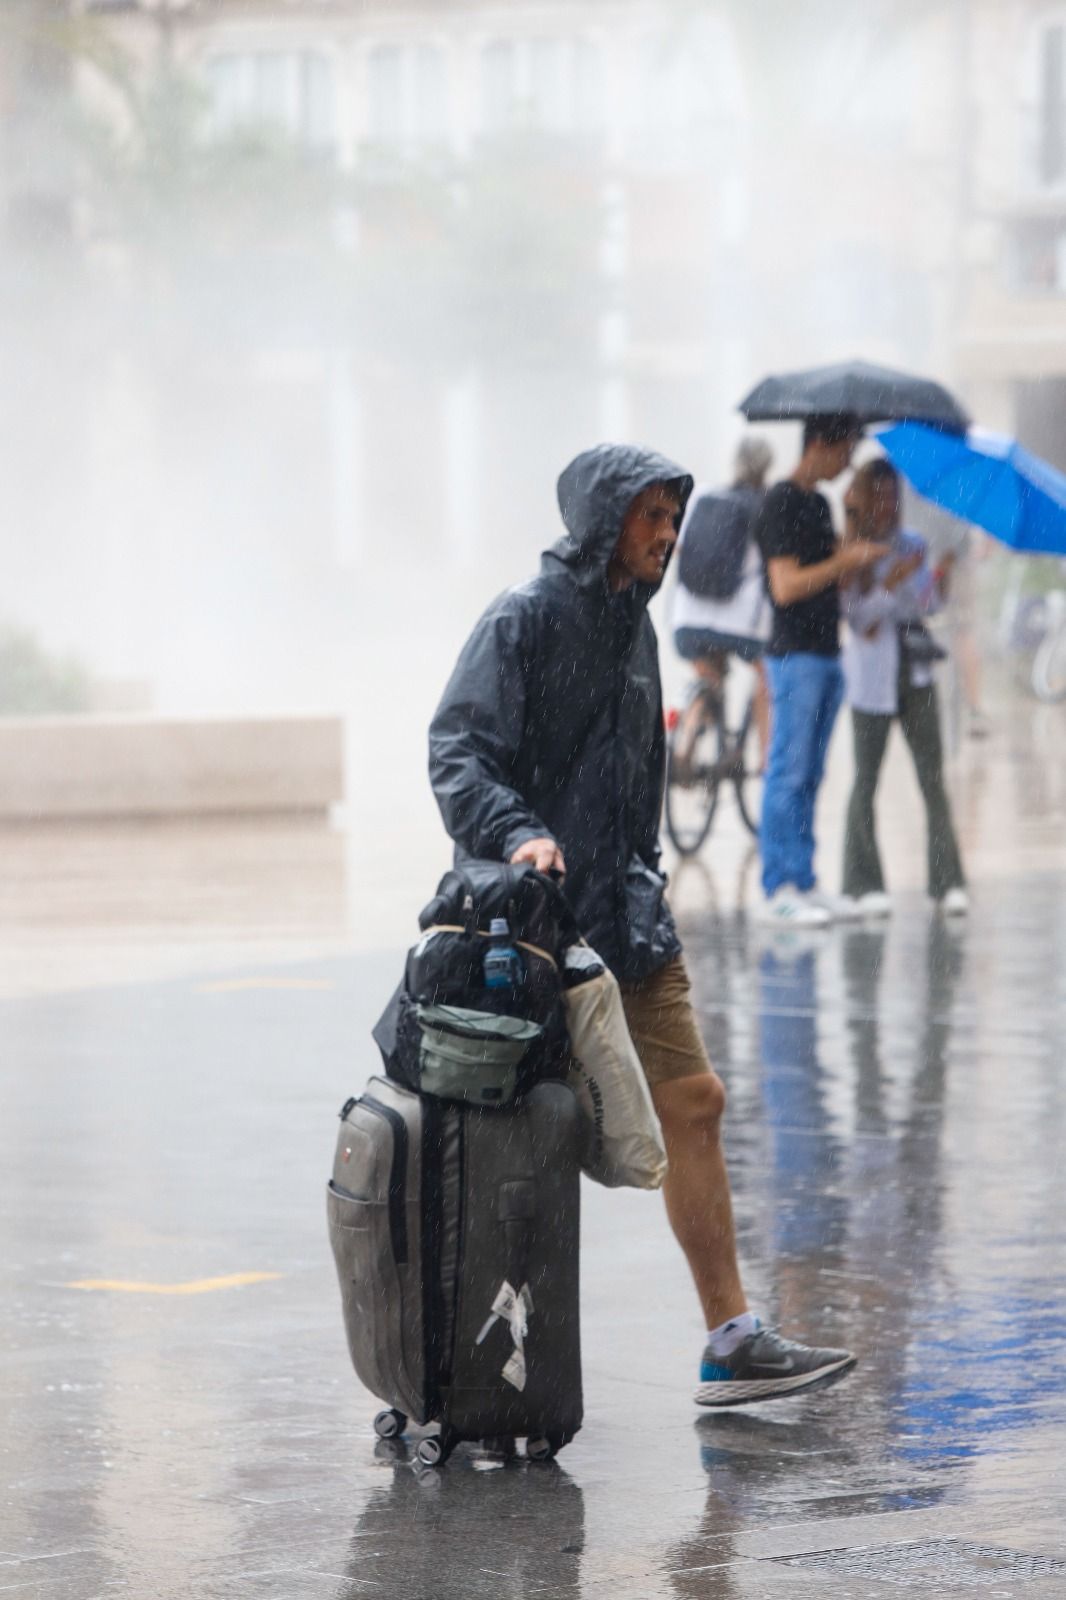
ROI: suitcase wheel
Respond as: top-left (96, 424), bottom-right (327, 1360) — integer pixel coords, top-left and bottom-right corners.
top-left (525, 1435), bottom-right (559, 1463)
top-left (416, 1426), bottom-right (457, 1467)
top-left (373, 1408), bottom-right (407, 1440)
top-left (416, 1436), bottom-right (443, 1467)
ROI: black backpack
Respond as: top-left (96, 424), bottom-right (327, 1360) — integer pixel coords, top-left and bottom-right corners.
top-left (372, 862), bottom-right (581, 1107)
top-left (677, 486), bottom-right (761, 601)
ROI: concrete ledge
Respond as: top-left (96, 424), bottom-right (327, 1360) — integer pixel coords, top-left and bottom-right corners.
top-left (0, 714), bottom-right (345, 820)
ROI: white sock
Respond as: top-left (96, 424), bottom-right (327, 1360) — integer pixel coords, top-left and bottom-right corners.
top-left (706, 1311), bottom-right (760, 1357)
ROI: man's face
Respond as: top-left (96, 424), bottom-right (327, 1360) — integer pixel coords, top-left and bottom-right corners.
top-left (610, 484), bottom-right (682, 589)
top-left (821, 436), bottom-right (859, 482)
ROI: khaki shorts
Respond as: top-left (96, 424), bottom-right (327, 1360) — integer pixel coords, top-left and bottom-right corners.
top-left (618, 955), bottom-right (712, 1088)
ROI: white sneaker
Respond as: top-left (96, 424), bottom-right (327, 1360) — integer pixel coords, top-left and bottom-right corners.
top-left (809, 890), bottom-right (862, 921)
top-left (939, 888), bottom-right (969, 917)
top-left (836, 896), bottom-right (869, 920)
top-left (757, 888), bottom-right (831, 928)
top-left (857, 891), bottom-right (892, 918)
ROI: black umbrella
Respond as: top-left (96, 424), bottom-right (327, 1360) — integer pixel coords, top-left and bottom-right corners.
top-left (739, 359), bottom-right (969, 434)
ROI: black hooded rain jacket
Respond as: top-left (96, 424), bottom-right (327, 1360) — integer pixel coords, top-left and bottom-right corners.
top-left (428, 443), bottom-right (694, 981)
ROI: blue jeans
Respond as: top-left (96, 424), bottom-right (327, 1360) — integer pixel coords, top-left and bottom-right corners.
top-left (760, 653), bottom-right (844, 896)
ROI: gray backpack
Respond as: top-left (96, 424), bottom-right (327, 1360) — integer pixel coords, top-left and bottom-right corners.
top-left (677, 485), bottom-right (761, 600)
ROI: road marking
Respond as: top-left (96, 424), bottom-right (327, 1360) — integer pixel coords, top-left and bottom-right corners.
top-left (196, 978), bottom-right (335, 993)
top-left (67, 1272), bottom-right (283, 1295)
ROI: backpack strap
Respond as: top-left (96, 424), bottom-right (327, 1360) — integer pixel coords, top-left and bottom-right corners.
top-left (532, 870), bottom-right (584, 950)
top-left (419, 924), bottom-right (559, 973)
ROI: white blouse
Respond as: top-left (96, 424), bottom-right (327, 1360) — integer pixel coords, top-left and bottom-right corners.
top-left (841, 531), bottom-right (941, 716)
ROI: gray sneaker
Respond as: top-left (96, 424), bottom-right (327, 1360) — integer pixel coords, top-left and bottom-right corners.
top-left (695, 1325), bottom-right (856, 1407)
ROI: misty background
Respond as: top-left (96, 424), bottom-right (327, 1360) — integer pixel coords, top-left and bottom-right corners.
top-left (1, 0), bottom-right (1063, 872)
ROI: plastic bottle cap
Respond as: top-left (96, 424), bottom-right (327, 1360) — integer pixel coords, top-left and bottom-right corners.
top-left (489, 918), bottom-right (510, 936)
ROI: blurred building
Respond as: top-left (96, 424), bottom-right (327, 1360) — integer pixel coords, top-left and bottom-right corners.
top-left (0, 0), bottom-right (1033, 711)
top-left (956, 0), bottom-right (1066, 468)
top-left (69, 0), bottom-right (750, 460)
top-left (0, 3), bottom-right (77, 250)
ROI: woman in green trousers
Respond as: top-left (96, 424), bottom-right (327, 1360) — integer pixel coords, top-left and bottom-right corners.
top-left (839, 459), bottom-right (967, 918)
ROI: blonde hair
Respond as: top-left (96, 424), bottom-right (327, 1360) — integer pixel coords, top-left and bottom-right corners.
top-left (851, 458), bottom-right (902, 527)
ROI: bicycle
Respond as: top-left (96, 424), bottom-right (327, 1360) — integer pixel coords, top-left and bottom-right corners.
top-left (1032, 588), bottom-right (1066, 702)
top-left (996, 558), bottom-right (1066, 703)
top-left (664, 652), bottom-right (763, 856)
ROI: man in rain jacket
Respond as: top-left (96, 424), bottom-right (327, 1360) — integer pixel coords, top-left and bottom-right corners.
top-left (430, 443), bottom-right (855, 1405)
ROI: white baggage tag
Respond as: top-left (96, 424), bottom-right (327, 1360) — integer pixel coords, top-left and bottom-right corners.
top-left (510, 1283), bottom-right (533, 1347)
top-left (476, 1280), bottom-right (518, 1345)
top-left (502, 1348), bottom-right (527, 1392)
top-left (477, 1281), bottom-right (535, 1393)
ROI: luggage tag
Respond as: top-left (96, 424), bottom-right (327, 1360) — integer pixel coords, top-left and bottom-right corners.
top-left (475, 1280), bottom-right (534, 1392)
top-left (502, 1348), bottom-right (527, 1392)
top-left (475, 1279), bottom-right (533, 1343)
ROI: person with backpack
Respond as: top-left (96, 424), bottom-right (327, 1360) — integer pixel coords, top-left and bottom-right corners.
top-left (429, 442), bottom-right (857, 1408)
top-left (672, 432), bottom-right (771, 768)
top-left (672, 437), bottom-right (774, 764)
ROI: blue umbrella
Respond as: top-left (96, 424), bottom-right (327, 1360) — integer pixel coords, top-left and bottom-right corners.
top-left (878, 421), bottom-right (1066, 556)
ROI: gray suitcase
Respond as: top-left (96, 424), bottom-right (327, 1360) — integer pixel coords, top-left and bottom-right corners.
top-left (327, 1074), bottom-right (582, 1466)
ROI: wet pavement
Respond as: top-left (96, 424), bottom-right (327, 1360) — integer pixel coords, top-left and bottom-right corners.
top-left (3, 692), bottom-right (1066, 1597)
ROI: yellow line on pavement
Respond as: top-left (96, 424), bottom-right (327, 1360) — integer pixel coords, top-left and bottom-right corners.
top-left (197, 978), bottom-right (335, 993)
top-left (67, 1271), bottom-right (284, 1295)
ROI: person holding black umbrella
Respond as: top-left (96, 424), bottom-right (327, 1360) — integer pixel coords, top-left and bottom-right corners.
top-left (752, 415), bottom-right (889, 926)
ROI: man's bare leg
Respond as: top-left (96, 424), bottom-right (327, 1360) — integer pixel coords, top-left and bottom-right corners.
top-left (693, 653), bottom-right (725, 690)
top-left (675, 655), bottom-right (724, 768)
top-left (752, 659), bottom-right (771, 771)
top-left (651, 1074), bottom-right (748, 1329)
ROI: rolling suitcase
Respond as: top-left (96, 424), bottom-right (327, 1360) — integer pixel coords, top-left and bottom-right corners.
top-left (327, 1074), bottom-right (582, 1466)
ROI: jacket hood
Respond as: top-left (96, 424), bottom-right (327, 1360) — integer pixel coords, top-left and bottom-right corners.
top-left (545, 442), bottom-right (694, 595)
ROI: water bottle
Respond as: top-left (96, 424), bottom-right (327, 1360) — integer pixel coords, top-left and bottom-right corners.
top-left (483, 918), bottom-right (524, 991)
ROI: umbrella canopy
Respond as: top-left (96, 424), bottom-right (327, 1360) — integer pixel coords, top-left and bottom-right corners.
top-left (739, 360), bottom-right (969, 433)
top-left (879, 422), bottom-right (1066, 556)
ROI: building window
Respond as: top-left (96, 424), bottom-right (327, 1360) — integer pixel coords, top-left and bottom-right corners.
top-left (1039, 24), bottom-right (1066, 184)
top-left (481, 39), bottom-right (519, 135)
top-left (574, 39), bottom-right (605, 135)
top-left (368, 45), bottom-right (404, 144)
top-left (204, 51), bottom-right (336, 152)
top-left (367, 43), bottom-right (449, 148)
top-left (413, 46), bottom-right (448, 142)
top-left (529, 39), bottom-right (567, 131)
top-left (479, 37), bottom-right (603, 138)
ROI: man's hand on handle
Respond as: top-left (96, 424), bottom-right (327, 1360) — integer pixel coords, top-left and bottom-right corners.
top-left (510, 838), bottom-right (567, 878)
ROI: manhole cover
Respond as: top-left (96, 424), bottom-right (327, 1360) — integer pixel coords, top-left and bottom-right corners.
top-left (772, 1538), bottom-right (1066, 1589)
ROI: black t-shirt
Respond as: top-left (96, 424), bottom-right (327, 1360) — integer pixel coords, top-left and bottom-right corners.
top-left (754, 481), bottom-right (840, 657)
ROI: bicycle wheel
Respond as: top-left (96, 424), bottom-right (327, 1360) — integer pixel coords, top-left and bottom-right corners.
top-left (664, 694), bottom-right (724, 856)
top-left (1032, 606), bottom-right (1066, 702)
top-left (733, 694), bottom-right (764, 838)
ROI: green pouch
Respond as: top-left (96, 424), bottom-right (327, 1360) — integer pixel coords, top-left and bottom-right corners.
top-left (414, 1004), bottom-right (543, 1105)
